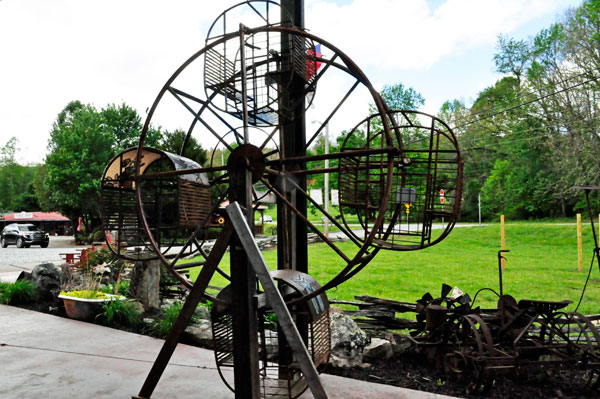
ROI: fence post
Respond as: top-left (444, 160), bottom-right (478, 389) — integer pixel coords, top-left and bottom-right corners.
top-left (501, 215), bottom-right (506, 270)
top-left (577, 213), bottom-right (583, 272)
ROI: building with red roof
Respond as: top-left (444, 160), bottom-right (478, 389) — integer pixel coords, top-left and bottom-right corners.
top-left (0, 212), bottom-right (72, 235)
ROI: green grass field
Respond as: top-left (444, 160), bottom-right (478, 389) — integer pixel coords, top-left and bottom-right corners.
top-left (184, 221), bottom-right (600, 315)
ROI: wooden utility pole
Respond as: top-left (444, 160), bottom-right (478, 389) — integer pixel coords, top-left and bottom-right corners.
top-left (501, 215), bottom-right (506, 270)
top-left (577, 213), bottom-right (583, 272)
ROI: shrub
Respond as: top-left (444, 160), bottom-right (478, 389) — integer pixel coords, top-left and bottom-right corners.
top-left (0, 280), bottom-right (37, 305)
top-left (98, 299), bottom-right (141, 327)
top-left (59, 290), bottom-right (110, 299)
top-left (101, 280), bottom-right (130, 297)
top-left (262, 311), bottom-right (277, 331)
top-left (148, 302), bottom-right (199, 339)
top-left (92, 229), bottom-right (105, 242)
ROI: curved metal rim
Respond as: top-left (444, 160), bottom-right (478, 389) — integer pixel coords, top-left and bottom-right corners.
top-left (100, 146), bottom-right (194, 262)
top-left (136, 25), bottom-right (394, 306)
top-left (338, 109), bottom-right (463, 251)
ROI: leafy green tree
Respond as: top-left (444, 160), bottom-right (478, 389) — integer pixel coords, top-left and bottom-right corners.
top-left (102, 103), bottom-right (161, 152)
top-left (462, 0), bottom-right (600, 220)
top-left (370, 83), bottom-right (425, 113)
top-left (0, 138), bottom-right (41, 212)
top-left (44, 102), bottom-right (113, 231)
top-left (521, 0), bottom-right (600, 215)
top-left (0, 137), bottom-right (19, 210)
top-left (157, 129), bottom-right (208, 166)
top-left (13, 182), bottom-right (40, 212)
top-left (43, 101), bottom-right (157, 232)
top-left (493, 35), bottom-right (531, 83)
top-left (33, 165), bottom-right (54, 212)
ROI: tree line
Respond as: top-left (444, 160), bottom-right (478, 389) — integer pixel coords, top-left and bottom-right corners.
top-left (0, 101), bottom-right (206, 235)
top-left (440, 0), bottom-right (600, 220)
top-left (304, 0), bottom-right (599, 221)
top-left (0, 0), bottom-right (597, 226)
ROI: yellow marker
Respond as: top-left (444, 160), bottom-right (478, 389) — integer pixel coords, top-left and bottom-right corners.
top-left (404, 203), bottom-right (412, 214)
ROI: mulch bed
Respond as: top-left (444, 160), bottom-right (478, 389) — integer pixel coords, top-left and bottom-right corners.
top-left (13, 300), bottom-right (599, 398)
top-left (326, 341), bottom-right (599, 398)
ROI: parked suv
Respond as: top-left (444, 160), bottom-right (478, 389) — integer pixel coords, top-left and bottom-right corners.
top-left (1, 223), bottom-right (49, 248)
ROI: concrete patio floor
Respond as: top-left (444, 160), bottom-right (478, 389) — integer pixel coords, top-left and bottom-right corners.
top-left (0, 305), bottom-right (457, 399)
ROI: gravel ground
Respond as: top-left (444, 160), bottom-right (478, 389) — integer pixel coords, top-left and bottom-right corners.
top-left (0, 236), bottom-right (90, 273)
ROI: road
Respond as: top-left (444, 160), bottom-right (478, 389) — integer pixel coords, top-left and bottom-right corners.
top-left (0, 224), bottom-right (483, 274)
top-left (0, 236), bottom-right (89, 273)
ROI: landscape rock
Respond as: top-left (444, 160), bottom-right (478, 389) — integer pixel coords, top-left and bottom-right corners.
top-left (31, 263), bottom-right (62, 300)
top-left (392, 338), bottom-right (412, 356)
top-left (329, 311), bottom-right (369, 368)
top-left (194, 305), bottom-right (210, 320)
top-left (363, 337), bottom-right (393, 361)
top-left (130, 258), bottom-right (160, 311)
top-left (160, 298), bottom-right (180, 310)
top-left (183, 319), bottom-right (213, 348)
top-left (129, 300), bottom-right (146, 314)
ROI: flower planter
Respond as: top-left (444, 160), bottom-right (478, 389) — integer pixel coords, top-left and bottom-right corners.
top-left (58, 293), bottom-right (124, 321)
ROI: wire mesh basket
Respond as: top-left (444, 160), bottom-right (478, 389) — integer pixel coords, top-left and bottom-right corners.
top-left (211, 270), bottom-right (331, 398)
top-left (100, 147), bottom-right (211, 260)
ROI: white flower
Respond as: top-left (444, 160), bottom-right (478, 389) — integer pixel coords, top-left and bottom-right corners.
top-left (93, 264), bottom-right (111, 274)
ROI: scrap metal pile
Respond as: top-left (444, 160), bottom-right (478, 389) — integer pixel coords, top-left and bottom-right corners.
top-left (339, 285), bottom-right (600, 393)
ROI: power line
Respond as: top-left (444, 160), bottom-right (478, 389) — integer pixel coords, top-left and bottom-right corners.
top-left (461, 125), bottom-right (600, 153)
top-left (452, 75), bottom-right (599, 130)
top-left (448, 67), bottom-right (600, 128)
top-left (459, 118), bottom-right (597, 150)
top-left (402, 73), bottom-right (599, 149)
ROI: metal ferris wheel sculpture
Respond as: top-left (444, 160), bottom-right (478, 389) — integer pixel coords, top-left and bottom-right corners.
top-left (100, 1), bottom-right (462, 398)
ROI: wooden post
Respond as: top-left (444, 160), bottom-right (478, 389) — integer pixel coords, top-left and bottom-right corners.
top-left (501, 215), bottom-right (506, 270)
top-left (577, 213), bottom-right (583, 272)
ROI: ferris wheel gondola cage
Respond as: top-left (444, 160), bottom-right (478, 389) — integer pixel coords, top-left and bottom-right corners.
top-left (100, 147), bottom-right (211, 261)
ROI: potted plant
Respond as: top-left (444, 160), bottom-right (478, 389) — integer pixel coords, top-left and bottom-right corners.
top-left (58, 289), bottom-right (125, 321)
top-left (59, 256), bottom-right (129, 321)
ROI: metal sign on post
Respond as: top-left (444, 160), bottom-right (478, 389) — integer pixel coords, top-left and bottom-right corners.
top-left (440, 189), bottom-right (445, 228)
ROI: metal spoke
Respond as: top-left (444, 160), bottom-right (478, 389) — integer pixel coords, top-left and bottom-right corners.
top-left (168, 191), bottom-right (228, 269)
top-left (259, 125), bottom-right (280, 151)
top-left (264, 168), bottom-right (362, 248)
top-left (168, 87), bottom-right (235, 152)
top-left (137, 164), bottom-right (227, 181)
top-left (305, 79), bottom-right (360, 150)
top-left (258, 175), bottom-right (351, 263)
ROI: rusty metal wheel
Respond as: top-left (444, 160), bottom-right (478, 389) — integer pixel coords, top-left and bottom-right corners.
top-left (456, 315), bottom-right (495, 394)
top-left (131, 3), bottom-right (462, 398)
top-left (134, 23), bottom-right (398, 304)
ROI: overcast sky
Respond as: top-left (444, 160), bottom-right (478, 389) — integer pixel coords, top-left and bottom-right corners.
top-left (0, 0), bottom-right (582, 164)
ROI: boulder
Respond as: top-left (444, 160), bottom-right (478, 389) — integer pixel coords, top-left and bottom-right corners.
top-left (329, 311), bottom-right (369, 368)
top-left (183, 319), bottom-right (213, 348)
top-left (194, 305), bottom-right (210, 320)
top-left (160, 298), bottom-right (180, 310)
top-left (31, 263), bottom-right (62, 300)
top-left (129, 300), bottom-right (146, 314)
top-left (363, 337), bottom-right (393, 361)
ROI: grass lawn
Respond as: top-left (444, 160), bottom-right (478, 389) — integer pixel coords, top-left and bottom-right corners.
top-left (184, 221), bottom-right (600, 316)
